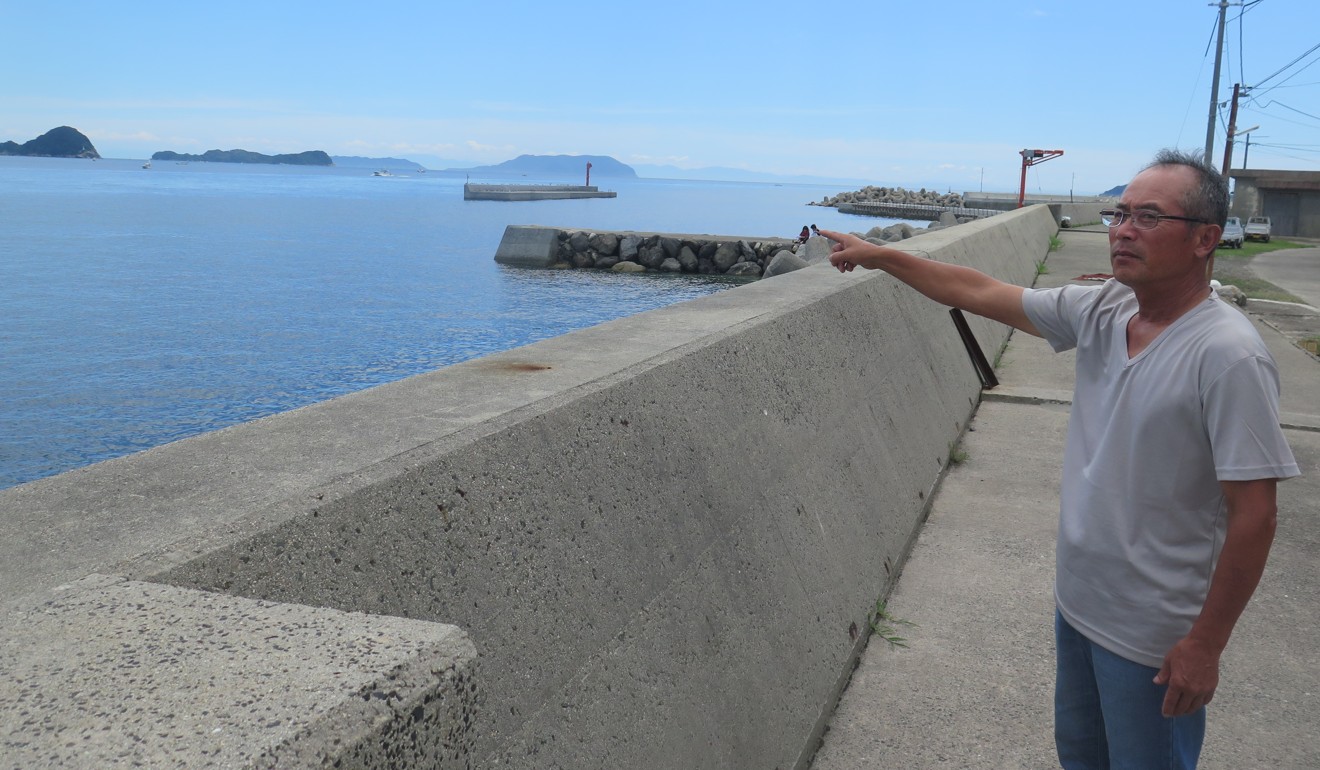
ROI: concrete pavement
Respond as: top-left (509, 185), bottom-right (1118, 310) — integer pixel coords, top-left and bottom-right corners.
top-left (810, 228), bottom-right (1319, 769)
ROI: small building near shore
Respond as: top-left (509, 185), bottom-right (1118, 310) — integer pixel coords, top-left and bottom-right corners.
top-left (1228, 169), bottom-right (1320, 239)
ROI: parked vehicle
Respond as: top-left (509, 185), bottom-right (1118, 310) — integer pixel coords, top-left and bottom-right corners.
top-left (1219, 217), bottom-right (1244, 249)
top-left (1245, 216), bottom-right (1271, 242)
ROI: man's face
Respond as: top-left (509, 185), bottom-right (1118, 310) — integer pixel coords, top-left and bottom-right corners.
top-left (1109, 165), bottom-right (1218, 290)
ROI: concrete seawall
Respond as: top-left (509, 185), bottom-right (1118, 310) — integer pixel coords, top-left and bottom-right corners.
top-left (0, 206), bottom-right (1059, 768)
top-left (464, 183), bottom-right (616, 201)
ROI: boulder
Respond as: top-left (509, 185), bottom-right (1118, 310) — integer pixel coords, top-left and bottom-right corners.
top-left (678, 246), bottom-right (699, 272)
top-left (569, 231), bottom-right (591, 253)
top-left (619, 235), bottom-right (642, 260)
top-left (660, 237), bottom-right (681, 260)
top-left (726, 262), bottom-right (763, 277)
top-left (659, 257), bottom-right (683, 273)
top-left (589, 233), bottom-right (620, 256)
top-left (712, 242), bottom-right (741, 272)
top-left (799, 236), bottom-right (834, 264)
top-left (764, 250), bottom-right (809, 277)
top-left (638, 243), bottom-right (666, 269)
top-left (611, 261), bottom-right (647, 273)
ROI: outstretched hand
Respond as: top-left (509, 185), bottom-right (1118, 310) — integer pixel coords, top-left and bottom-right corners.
top-left (817, 229), bottom-right (904, 273)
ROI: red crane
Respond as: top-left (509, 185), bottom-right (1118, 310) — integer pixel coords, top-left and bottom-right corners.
top-left (1017, 149), bottom-right (1064, 208)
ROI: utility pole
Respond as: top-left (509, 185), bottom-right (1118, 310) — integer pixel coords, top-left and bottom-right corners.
top-left (1221, 83), bottom-right (1241, 176)
top-left (1203, 0), bottom-right (1230, 166)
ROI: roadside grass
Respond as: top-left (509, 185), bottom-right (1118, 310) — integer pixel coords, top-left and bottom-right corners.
top-left (870, 599), bottom-right (916, 649)
top-left (1212, 238), bottom-right (1310, 303)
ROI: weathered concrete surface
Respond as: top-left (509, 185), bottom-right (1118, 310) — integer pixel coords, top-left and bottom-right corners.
top-left (1, 207), bottom-right (1059, 768)
top-left (1, 575), bottom-right (478, 769)
top-left (492, 224), bottom-right (561, 267)
top-left (810, 228), bottom-right (1320, 769)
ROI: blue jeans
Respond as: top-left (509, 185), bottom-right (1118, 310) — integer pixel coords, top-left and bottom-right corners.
top-left (1054, 611), bottom-right (1205, 769)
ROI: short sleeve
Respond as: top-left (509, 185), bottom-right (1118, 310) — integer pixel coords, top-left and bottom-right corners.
top-left (1202, 355), bottom-right (1301, 481)
top-left (1022, 284), bottom-right (1101, 353)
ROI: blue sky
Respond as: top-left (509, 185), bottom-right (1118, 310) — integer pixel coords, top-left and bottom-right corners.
top-left (3, 0), bottom-right (1317, 193)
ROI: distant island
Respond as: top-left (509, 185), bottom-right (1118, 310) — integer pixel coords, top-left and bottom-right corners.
top-left (151, 149), bottom-right (332, 166)
top-left (446, 154), bottom-right (637, 179)
top-left (0, 126), bottom-right (100, 159)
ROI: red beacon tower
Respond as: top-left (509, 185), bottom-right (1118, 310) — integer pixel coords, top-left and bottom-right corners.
top-left (1017, 149), bottom-right (1064, 208)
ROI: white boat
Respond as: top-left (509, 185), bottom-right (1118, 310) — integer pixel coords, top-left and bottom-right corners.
top-left (372, 169), bottom-right (393, 177)
top-left (142, 160), bottom-right (152, 169)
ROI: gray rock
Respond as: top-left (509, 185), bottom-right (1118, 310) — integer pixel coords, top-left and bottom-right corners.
top-left (589, 233), bottom-right (619, 256)
top-left (726, 262), bottom-right (763, 277)
top-left (764, 250), bottom-right (809, 277)
top-left (611, 261), bottom-right (647, 273)
top-left (712, 242), bottom-right (741, 272)
top-left (678, 246), bottom-right (699, 272)
top-left (738, 240), bottom-right (758, 262)
top-left (569, 231), bottom-right (591, 253)
top-left (882, 223), bottom-right (915, 241)
top-left (572, 252), bottom-right (595, 268)
top-left (799, 236), bottom-right (834, 264)
top-left (660, 237), bottom-right (681, 260)
top-left (659, 257), bottom-right (683, 273)
top-left (698, 242), bottom-right (718, 261)
top-left (619, 235), bottom-right (642, 260)
top-left (595, 256), bottom-right (619, 270)
top-left (1215, 283), bottom-right (1249, 307)
top-left (638, 244), bottom-right (666, 269)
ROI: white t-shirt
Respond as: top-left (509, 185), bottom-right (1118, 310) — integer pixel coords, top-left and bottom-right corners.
top-left (1023, 280), bottom-right (1300, 668)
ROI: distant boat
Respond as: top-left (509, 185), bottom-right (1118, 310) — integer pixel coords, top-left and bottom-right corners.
top-left (372, 169), bottom-right (393, 177)
top-left (142, 160), bottom-right (152, 169)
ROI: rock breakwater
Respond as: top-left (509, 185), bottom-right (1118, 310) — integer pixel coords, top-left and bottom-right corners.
top-left (810, 185), bottom-right (965, 208)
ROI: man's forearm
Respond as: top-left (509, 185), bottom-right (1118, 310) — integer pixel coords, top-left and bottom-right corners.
top-left (1187, 479), bottom-right (1279, 651)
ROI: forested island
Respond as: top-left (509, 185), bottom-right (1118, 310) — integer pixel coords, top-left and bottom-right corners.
top-left (151, 149), bottom-right (333, 165)
top-left (0, 126), bottom-right (100, 158)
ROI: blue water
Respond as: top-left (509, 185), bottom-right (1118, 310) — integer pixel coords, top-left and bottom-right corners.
top-left (0, 157), bottom-right (899, 489)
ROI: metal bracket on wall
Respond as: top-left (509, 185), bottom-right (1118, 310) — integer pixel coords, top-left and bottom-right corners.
top-left (949, 308), bottom-right (999, 389)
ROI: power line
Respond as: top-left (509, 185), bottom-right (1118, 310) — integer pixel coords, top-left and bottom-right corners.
top-left (1251, 42), bottom-right (1320, 91)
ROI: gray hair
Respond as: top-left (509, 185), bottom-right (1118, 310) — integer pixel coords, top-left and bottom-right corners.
top-left (1143, 148), bottom-right (1230, 227)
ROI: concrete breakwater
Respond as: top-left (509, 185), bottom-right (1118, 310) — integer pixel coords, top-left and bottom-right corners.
top-left (463, 183), bottom-right (616, 201)
top-left (0, 206), bottom-right (1059, 768)
top-left (494, 224), bottom-right (800, 278)
top-left (493, 214), bottom-right (988, 280)
top-left (811, 184), bottom-right (966, 209)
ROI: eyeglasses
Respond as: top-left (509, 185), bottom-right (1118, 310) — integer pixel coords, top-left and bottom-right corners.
top-left (1100, 209), bottom-right (1209, 230)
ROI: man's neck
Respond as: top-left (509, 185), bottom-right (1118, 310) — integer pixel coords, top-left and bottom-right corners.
top-left (1125, 279), bottom-right (1211, 358)
top-left (1130, 278), bottom-right (1210, 327)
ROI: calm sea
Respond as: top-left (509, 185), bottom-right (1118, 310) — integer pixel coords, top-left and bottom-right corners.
top-left (0, 157), bottom-right (900, 489)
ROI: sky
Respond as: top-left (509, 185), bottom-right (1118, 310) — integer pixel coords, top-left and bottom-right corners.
top-left (3, 0), bottom-right (1317, 194)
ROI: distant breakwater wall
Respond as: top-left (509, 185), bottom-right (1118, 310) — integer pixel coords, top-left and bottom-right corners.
top-left (0, 207), bottom-right (1060, 769)
top-left (463, 183), bottom-right (616, 201)
top-left (494, 225), bottom-right (801, 278)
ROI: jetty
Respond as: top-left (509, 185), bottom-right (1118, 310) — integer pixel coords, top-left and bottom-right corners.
top-left (463, 182), bottom-right (616, 201)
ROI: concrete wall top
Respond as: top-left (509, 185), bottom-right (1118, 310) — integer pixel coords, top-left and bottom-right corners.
top-left (1, 574), bottom-right (478, 768)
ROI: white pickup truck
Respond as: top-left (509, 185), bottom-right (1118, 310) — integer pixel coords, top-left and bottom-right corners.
top-left (1245, 216), bottom-right (1272, 242)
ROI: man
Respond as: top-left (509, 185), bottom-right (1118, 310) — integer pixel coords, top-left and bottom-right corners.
top-left (820, 149), bottom-right (1298, 770)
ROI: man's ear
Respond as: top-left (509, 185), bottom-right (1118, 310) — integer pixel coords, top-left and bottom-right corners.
top-left (1194, 224), bottom-right (1222, 259)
